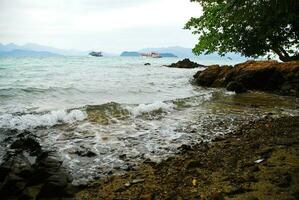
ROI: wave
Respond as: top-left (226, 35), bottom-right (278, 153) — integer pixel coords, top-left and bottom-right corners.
top-left (0, 86), bottom-right (83, 94)
top-left (0, 94), bottom-right (214, 130)
top-left (0, 109), bottom-right (86, 130)
top-left (127, 101), bottom-right (174, 117)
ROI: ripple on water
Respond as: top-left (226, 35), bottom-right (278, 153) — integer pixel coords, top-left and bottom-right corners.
top-left (1, 91), bottom-right (291, 184)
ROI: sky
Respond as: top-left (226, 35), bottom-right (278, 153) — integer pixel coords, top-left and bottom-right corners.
top-left (0, 0), bottom-right (202, 53)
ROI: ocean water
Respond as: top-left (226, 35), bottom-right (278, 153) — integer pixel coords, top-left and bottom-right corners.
top-left (0, 56), bottom-right (298, 185)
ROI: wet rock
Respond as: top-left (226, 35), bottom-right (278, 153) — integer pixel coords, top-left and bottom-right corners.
top-left (119, 154), bottom-right (127, 160)
top-left (269, 172), bottom-right (292, 187)
top-left (186, 160), bottom-right (203, 169)
top-left (0, 173), bottom-right (26, 195)
top-left (21, 185), bottom-right (43, 200)
top-left (0, 130), bottom-right (75, 199)
top-left (193, 60), bottom-right (299, 97)
top-left (226, 81), bottom-right (247, 93)
top-left (194, 65), bottom-right (232, 87)
top-left (10, 136), bottom-right (41, 154)
top-left (131, 179), bottom-right (145, 184)
top-left (39, 174), bottom-right (68, 197)
top-left (167, 59), bottom-right (206, 69)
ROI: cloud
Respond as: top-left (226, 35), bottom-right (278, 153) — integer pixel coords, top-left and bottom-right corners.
top-left (0, 0), bottom-right (202, 51)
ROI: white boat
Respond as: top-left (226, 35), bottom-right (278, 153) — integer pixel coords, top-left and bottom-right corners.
top-left (140, 52), bottom-right (162, 58)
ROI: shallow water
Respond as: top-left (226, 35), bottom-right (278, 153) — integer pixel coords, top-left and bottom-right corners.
top-left (0, 56), bottom-right (298, 185)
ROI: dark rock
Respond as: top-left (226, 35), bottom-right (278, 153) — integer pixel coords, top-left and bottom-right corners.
top-left (119, 154), bottom-right (127, 160)
top-left (167, 59), bottom-right (206, 69)
top-left (0, 173), bottom-right (26, 195)
top-left (10, 136), bottom-right (41, 155)
top-left (0, 131), bottom-right (75, 199)
top-left (194, 65), bottom-right (232, 87)
top-left (144, 63), bottom-right (151, 66)
top-left (186, 160), bottom-right (203, 169)
top-left (226, 81), bottom-right (247, 93)
top-left (193, 60), bottom-right (299, 97)
top-left (39, 174), bottom-right (68, 197)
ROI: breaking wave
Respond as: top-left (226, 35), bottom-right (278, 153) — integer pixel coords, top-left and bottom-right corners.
top-left (0, 109), bottom-right (86, 130)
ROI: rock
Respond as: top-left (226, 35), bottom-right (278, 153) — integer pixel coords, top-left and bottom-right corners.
top-left (131, 179), bottom-right (145, 184)
top-left (0, 131), bottom-right (75, 199)
top-left (144, 63), bottom-right (151, 66)
top-left (186, 160), bottom-right (203, 169)
top-left (194, 65), bottom-right (232, 87)
top-left (193, 60), bottom-right (299, 96)
top-left (39, 174), bottom-right (68, 197)
top-left (21, 185), bottom-right (42, 200)
top-left (0, 173), bottom-right (26, 195)
top-left (226, 81), bottom-right (247, 93)
top-left (167, 59), bottom-right (206, 69)
top-left (10, 136), bottom-right (41, 154)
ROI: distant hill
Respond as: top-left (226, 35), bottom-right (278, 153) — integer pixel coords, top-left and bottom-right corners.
top-left (120, 51), bottom-right (140, 57)
top-left (0, 43), bottom-right (98, 56)
top-left (159, 53), bottom-right (177, 58)
top-left (0, 49), bottom-right (60, 57)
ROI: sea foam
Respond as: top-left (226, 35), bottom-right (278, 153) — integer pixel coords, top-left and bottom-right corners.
top-left (127, 101), bottom-right (174, 117)
top-left (0, 109), bottom-right (86, 130)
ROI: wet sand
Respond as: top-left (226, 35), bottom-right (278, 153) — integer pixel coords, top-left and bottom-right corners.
top-left (76, 116), bottom-right (299, 200)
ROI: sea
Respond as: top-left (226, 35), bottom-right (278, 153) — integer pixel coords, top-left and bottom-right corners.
top-left (0, 56), bottom-right (298, 185)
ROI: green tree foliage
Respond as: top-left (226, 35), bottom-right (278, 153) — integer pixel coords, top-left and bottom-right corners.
top-left (185, 0), bottom-right (299, 61)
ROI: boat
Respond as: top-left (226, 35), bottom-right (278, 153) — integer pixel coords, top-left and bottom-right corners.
top-left (89, 51), bottom-right (103, 57)
top-left (140, 52), bottom-right (162, 58)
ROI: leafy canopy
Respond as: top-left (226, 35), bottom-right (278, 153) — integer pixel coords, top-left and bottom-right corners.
top-left (185, 0), bottom-right (299, 61)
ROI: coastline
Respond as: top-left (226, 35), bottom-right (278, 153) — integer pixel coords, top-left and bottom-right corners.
top-left (76, 115), bottom-right (299, 200)
top-left (1, 58), bottom-right (298, 200)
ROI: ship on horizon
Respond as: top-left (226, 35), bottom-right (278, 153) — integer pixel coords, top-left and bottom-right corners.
top-left (140, 52), bottom-right (162, 58)
top-left (89, 51), bottom-right (103, 57)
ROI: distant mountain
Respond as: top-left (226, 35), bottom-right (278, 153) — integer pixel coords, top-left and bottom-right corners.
top-left (120, 51), bottom-right (140, 57)
top-left (159, 53), bottom-right (177, 58)
top-left (0, 49), bottom-right (60, 57)
top-left (0, 43), bottom-right (19, 52)
top-left (0, 43), bottom-right (93, 56)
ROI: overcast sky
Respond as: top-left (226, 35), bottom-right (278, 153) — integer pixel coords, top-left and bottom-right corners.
top-left (0, 0), bottom-right (202, 53)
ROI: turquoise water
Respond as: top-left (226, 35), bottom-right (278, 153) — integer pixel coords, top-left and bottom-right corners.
top-left (0, 56), bottom-right (202, 115)
top-left (0, 56), bottom-right (298, 185)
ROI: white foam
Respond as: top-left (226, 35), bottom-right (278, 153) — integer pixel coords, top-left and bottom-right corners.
top-left (127, 102), bottom-right (174, 117)
top-left (0, 109), bottom-right (86, 130)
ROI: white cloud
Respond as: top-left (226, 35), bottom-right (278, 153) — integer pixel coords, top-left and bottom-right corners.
top-left (0, 0), bottom-right (202, 52)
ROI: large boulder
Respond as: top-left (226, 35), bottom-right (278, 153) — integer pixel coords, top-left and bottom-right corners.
top-left (0, 130), bottom-right (76, 199)
top-left (193, 60), bottom-right (299, 96)
top-left (193, 65), bottom-right (232, 87)
top-left (167, 59), bottom-right (206, 69)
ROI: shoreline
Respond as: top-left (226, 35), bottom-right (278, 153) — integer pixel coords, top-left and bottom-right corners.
top-left (76, 115), bottom-right (299, 199)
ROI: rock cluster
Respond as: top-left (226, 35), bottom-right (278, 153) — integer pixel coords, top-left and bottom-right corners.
top-left (193, 60), bottom-right (299, 96)
top-left (0, 130), bottom-right (76, 200)
top-left (167, 59), bottom-right (206, 69)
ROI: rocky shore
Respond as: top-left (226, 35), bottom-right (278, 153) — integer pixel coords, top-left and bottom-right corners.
top-left (193, 60), bottom-right (299, 96)
top-left (76, 116), bottom-right (299, 200)
top-left (0, 130), bottom-right (77, 200)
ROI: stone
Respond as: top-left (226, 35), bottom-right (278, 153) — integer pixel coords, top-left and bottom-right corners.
top-left (10, 137), bottom-right (41, 154)
top-left (39, 174), bottom-right (68, 197)
top-left (167, 59), bottom-right (206, 69)
top-left (193, 60), bottom-right (299, 97)
top-left (226, 81), bottom-right (247, 93)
